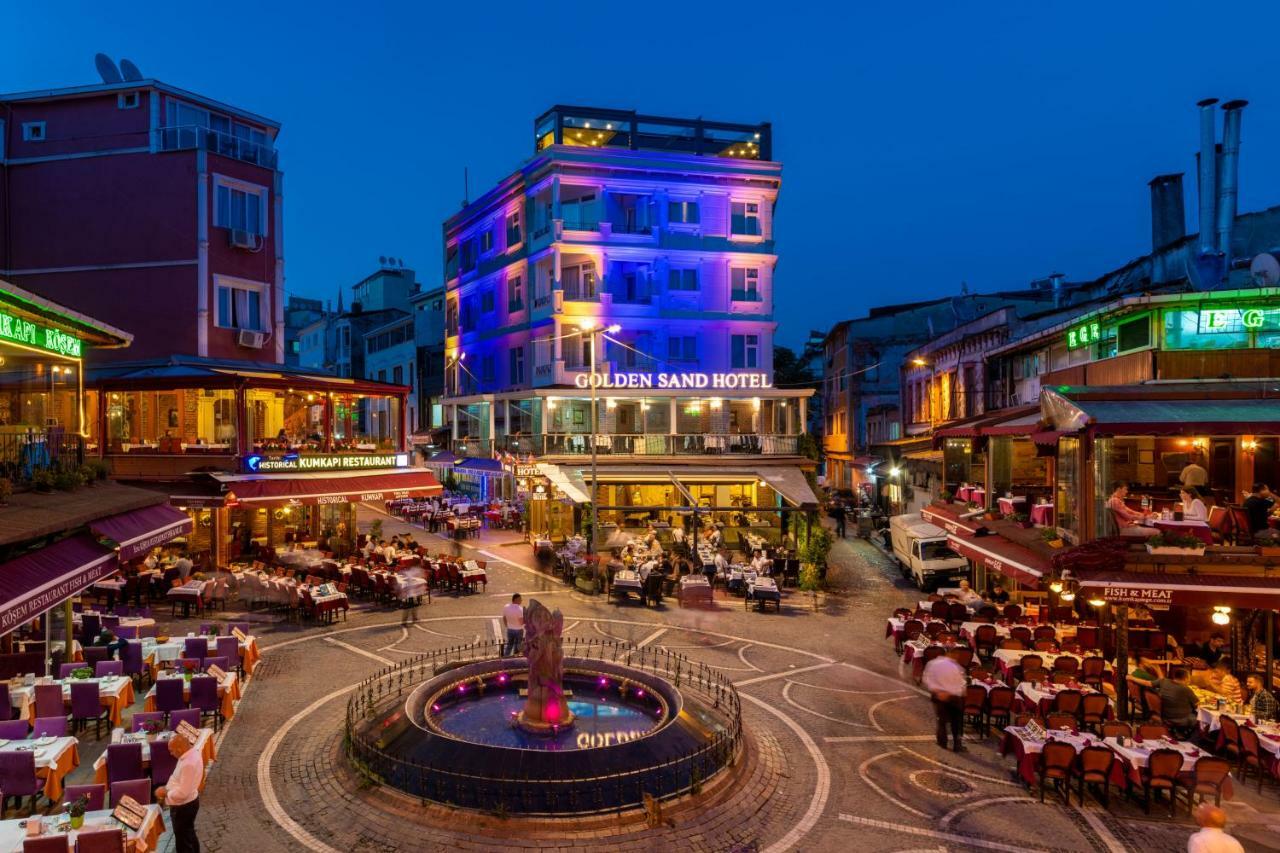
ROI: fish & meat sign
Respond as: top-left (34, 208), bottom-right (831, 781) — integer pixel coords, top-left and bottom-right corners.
top-left (1097, 585), bottom-right (1174, 607)
top-left (573, 372), bottom-right (772, 390)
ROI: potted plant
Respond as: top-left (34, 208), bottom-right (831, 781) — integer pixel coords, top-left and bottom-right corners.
top-left (31, 468), bottom-right (55, 493)
top-left (1041, 528), bottom-right (1065, 549)
top-left (1145, 533), bottom-right (1206, 556)
top-left (207, 625), bottom-right (220, 638)
top-left (369, 518), bottom-right (384, 543)
top-left (66, 794), bottom-right (88, 829)
top-left (181, 660), bottom-right (198, 682)
top-left (141, 717), bottom-right (165, 739)
top-left (69, 666), bottom-right (93, 680)
top-left (935, 489), bottom-right (953, 504)
top-left (1008, 511), bottom-right (1033, 529)
top-left (1256, 528), bottom-right (1280, 558)
top-left (798, 524), bottom-right (833, 610)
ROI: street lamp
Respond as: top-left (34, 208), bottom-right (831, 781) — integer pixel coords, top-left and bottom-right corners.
top-left (579, 322), bottom-right (621, 554)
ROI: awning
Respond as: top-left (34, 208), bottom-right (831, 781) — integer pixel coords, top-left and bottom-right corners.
top-left (423, 451), bottom-right (459, 467)
top-left (755, 467), bottom-right (821, 508)
top-left (455, 458), bottom-right (507, 474)
top-left (1076, 570), bottom-right (1280, 610)
top-left (90, 505), bottom-right (194, 562)
top-left (982, 410), bottom-right (1044, 436)
top-left (945, 532), bottom-right (1047, 588)
top-left (1041, 389), bottom-right (1280, 437)
top-left (0, 535), bottom-right (118, 635)
top-left (212, 469), bottom-right (442, 506)
top-left (921, 503), bottom-right (985, 535)
top-left (852, 456), bottom-right (882, 472)
top-left (536, 463), bottom-right (592, 504)
top-left (903, 449), bottom-right (944, 464)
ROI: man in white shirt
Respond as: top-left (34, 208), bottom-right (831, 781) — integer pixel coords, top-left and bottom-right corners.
top-left (922, 653), bottom-right (968, 752)
top-left (1180, 460), bottom-right (1209, 489)
top-left (711, 548), bottom-right (728, 588)
top-left (502, 594), bottom-right (525, 657)
top-left (174, 556), bottom-right (193, 581)
top-left (1186, 804), bottom-right (1245, 853)
top-left (156, 733), bottom-right (203, 853)
top-left (671, 525), bottom-right (686, 546)
top-left (751, 551), bottom-right (772, 574)
top-left (955, 580), bottom-right (984, 607)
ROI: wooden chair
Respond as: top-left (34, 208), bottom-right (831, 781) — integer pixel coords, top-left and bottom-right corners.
top-left (1046, 711), bottom-right (1077, 732)
top-left (1080, 693), bottom-right (1110, 733)
top-left (1100, 721), bottom-right (1132, 739)
top-left (1186, 756), bottom-right (1232, 809)
top-left (987, 686), bottom-right (1015, 733)
top-left (1137, 723), bottom-right (1169, 740)
top-left (963, 685), bottom-right (989, 737)
top-left (1217, 715), bottom-right (1242, 762)
top-left (1075, 745), bottom-right (1117, 807)
top-left (1238, 726), bottom-right (1268, 793)
top-left (1038, 741), bottom-right (1077, 804)
top-left (1141, 748), bottom-right (1187, 816)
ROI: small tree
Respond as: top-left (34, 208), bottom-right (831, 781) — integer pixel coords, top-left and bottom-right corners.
top-left (798, 524), bottom-right (833, 590)
top-left (369, 518), bottom-right (383, 543)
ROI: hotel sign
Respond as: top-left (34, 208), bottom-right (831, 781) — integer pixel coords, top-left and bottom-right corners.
top-left (573, 372), bottom-right (773, 390)
top-left (0, 309), bottom-right (82, 358)
top-left (244, 453), bottom-right (410, 472)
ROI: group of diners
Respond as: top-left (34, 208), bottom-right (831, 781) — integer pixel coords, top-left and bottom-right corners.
top-left (889, 590), bottom-right (1280, 816)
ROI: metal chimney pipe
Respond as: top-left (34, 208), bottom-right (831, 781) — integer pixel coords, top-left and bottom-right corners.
top-left (1215, 99), bottom-right (1247, 258)
top-left (1196, 98), bottom-right (1219, 256)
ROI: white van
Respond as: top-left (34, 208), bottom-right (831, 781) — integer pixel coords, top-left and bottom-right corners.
top-left (888, 513), bottom-right (970, 591)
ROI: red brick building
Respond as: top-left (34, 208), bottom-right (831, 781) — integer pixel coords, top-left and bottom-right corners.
top-left (0, 78), bottom-right (284, 362)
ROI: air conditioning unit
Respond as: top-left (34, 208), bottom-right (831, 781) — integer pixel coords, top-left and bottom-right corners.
top-left (229, 229), bottom-right (262, 250)
top-left (237, 329), bottom-right (267, 349)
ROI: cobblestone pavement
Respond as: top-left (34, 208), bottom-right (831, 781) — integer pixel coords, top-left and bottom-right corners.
top-left (142, 508), bottom-right (1280, 851)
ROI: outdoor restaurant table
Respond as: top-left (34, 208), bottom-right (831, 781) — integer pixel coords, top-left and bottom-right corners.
top-left (166, 580), bottom-right (207, 617)
top-left (612, 570), bottom-right (644, 601)
top-left (144, 633), bottom-right (261, 676)
top-left (1102, 735), bottom-right (1232, 797)
top-left (10, 676), bottom-right (135, 728)
top-left (1148, 517), bottom-right (1215, 546)
top-left (144, 671), bottom-right (240, 720)
top-left (1000, 726), bottom-right (1103, 788)
top-left (678, 575), bottom-right (712, 605)
top-left (93, 727), bottom-right (216, 785)
top-left (745, 576), bottom-right (780, 611)
top-left (885, 616), bottom-right (945, 640)
top-left (0, 805), bottom-right (165, 852)
top-left (458, 564), bottom-right (487, 591)
top-left (996, 496), bottom-right (1026, 516)
top-left (0, 735), bottom-right (80, 803)
top-left (1015, 680), bottom-right (1108, 716)
top-left (1029, 503), bottom-right (1054, 526)
top-left (991, 648), bottom-right (1097, 677)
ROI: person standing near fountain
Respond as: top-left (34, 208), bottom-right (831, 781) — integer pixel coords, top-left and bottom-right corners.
top-left (502, 593), bottom-right (524, 656)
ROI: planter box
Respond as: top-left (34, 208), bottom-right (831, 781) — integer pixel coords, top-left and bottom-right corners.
top-left (1016, 521), bottom-right (1034, 529)
top-left (1145, 544), bottom-right (1206, 557)
top-left (1258, 546), bottom-right (1280, 558)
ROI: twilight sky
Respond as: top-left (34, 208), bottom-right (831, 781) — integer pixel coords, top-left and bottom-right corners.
top-left (8, 2), bottom-right (1280, 348)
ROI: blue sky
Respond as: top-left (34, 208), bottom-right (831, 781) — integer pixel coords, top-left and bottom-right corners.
top-left (9, 2), bottom-right (1280, 348)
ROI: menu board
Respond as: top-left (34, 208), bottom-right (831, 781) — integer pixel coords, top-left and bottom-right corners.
top-left (232, 627), bottom-right (248, 642)
top-left (176, 720), bottom-right (202, 744)
top-left (113, 795), bottom-right (147, 829)
top-left (206, 664), bottom-right (227, 682)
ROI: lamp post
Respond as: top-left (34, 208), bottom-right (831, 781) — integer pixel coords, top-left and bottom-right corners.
top-left (580, 323), bottom-right (621, 554)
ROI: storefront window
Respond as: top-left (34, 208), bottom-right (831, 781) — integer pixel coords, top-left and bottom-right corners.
top-left (245, 388), bottom-right (326, 450)
top-left (548, 399), bottom-right (592, 434)
top-left (104, 388), bottom-right (237, 451)
top-left (1055, 436), bottom-right (1080, 541)
top-left (1163, 309), bottom-right (1249, 350)
top-left (0, 353), bottom-right (82, 434)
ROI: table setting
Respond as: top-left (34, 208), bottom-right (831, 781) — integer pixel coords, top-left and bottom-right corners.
top-left (0, 804), bottom-right (163, 851)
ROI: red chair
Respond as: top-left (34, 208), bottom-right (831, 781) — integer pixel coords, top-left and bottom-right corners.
top-left (1038, 740), bottom-right (1077, 804)
top-left (1238, 726), bottom-right (1267, 793)
top-left (1075, 745), bottom-right (1116, 807)
top-left (1187, 756), bottom-right (1232, 809)
top-left (1141, 749), bottom-right (1186, 816)
top-left (75, 828), bottom-right (127, 852)
top-left (962, 685), bottom-right (989, 737)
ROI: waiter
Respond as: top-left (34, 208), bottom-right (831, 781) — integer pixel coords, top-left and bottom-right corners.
top-left (157, 732), bottom-right (204, 852)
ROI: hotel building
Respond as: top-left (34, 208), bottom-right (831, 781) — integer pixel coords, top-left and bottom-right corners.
top-left (441, 106), bottom-right (815, 543)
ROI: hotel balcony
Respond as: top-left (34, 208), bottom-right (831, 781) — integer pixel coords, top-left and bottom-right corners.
top-left (456, 433), bottom-right (800, 459)
top-left (157, 124), bottom-right (278, 169)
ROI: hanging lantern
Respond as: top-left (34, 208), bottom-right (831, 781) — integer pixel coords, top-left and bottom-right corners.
top-left (1211, 606), bottom-right (1231, 626)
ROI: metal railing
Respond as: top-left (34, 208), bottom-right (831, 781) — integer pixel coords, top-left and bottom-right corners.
top-left (0, 430), bottom-right (85, 483)
top-left (158, 124), bottom-right (277, 168)
top-left (455, 434), bottom-right (800, 458)
top-left (344, 637), bottom-right (741, 815)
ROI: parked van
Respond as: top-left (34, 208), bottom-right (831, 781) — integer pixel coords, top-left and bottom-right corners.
top-left (888, 513), bottom-right (970, 591)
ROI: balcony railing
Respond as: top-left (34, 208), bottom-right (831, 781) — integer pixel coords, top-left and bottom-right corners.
top-left (158, 125), bottom-right (278, 168)
top-left (0, 430), bottom-right (85, 483)
top-left (481, 433), bottom-right (800, 457)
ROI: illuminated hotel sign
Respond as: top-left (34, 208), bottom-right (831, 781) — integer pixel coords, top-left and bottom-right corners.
top-left (0, 310), bottom-right (82, 357)
top-left (244, 453), bottom-right (410, 472)
top-left (573, 372), bottom-right (773, 390)
top-left (1066, 321), bottom-right (1101, 350)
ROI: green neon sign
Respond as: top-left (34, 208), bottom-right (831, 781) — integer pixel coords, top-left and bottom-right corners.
top-left (1198, 307), bottom-right (1273, 333)
top-left (0, 311), bottom-right (81, 357)
top-left (1066, 321), bottom-right (1101, 350)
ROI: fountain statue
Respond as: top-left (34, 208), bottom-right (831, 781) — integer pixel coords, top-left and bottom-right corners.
top-left (516, 599), bottom-right (576, 734)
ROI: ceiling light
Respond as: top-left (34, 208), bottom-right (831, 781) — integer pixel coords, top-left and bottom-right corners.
top-left (1059, 591), bottom-right (1076, 602)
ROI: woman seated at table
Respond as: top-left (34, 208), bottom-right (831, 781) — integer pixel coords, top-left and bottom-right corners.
top-left (1106, 482), bottom-right (1150, 535)
top-left (1179, 486), bottom-right (1208, 522)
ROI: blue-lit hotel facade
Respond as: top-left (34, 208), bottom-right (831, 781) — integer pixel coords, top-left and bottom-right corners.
top-left (441, 107), bottom-right (815, 542)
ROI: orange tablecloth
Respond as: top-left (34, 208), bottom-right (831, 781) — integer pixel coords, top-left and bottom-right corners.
top-left (144, 675), bottom-right (238, 720)
top-left (39, 741), bottom-right (80, 803)
top-left (242, 639), bottom-right (261, 675)
top-left (94, 732), bottom-right (217, 786)
top-left (26, 681), bottom-right (134, 728)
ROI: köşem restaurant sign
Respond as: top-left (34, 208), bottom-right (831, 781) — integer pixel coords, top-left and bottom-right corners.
top-left (573, 372), bottom-right (772, 390)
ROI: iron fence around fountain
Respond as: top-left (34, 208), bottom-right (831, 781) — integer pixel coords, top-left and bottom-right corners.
top-left (343, 636), bottom-right (743, 816)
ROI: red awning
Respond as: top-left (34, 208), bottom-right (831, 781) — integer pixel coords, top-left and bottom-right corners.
top-left (1076, 570), bottom-right (1280, 610)
top-left (0, 535), bottom-right (118, 635)
top-left (219, 469), bottom-right (442, 506)
top-left (90, 505), bottom-right (194, 562)
top-left (921, 504), bottom-right (985, 536)
top-left (945, 532), bottom-right (1047, 588)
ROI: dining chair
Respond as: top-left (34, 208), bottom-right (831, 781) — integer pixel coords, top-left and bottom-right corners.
top-left (105, 742), bottom-right (143, 786)
top-left (962, 685), bottom-right (989, 737)
top-left (94, 660), bottom-right (124, 678)
top-left (189, 675), bottom-right (224, 730)
top-left (74, 828), bottom-right (128, 853)
top-left (168, 708), bottom-right (201, 731)
top-left (1100, 721), bottom-right (1132, 739)
top-left (24, 834), bottom-right (71, 852)
top-left (149, 739), bottom-right (179, 792)
top-left (120, 640), bottom-right (149, 689)
top-left (70, 681), bottom-right (110, 739)
top-left (1142, 748), bottom-right (1186, 816)
top-left (129, 711), bottom-right (165, 733)
top-left (0, 750), bottom-right (47, 815)
top-left (31, 716), bottom-right (68, 738)
top-left (986, 686), bottom-right (1015, 733)
top-left (1238, 726), bottom-right (1267, 793)
top-left (0, 719), bottom-right (29, 739)
top-left (1046, 712), bottom-right (1077, 732)
top-left (1137, 723), bottom-right (1169, 740)
top-left (1080, 694), bottom-right (1110, 732)
top-left (58, 663), bottom-right (83, 679)
top-left (1038, 740), bottom-right (1077, 804)
top-left (1217, 715), bottom-right (1242, 761)
top-left (1187, 756), bottom-right (1232, 809)
top-left (63, 782), bottom-right (106, 811)
top-left (109, 777), bottom-right (151, 806)
top-left (1075, 745), bottom-right (1116, 807)
top-left (33, 683), bottom-right (65, 719)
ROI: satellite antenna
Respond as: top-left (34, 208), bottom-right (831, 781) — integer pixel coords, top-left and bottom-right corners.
top-left (1250, 253), bottom-right (1280, 287)
top-left (94, 54), bottom-right (123, 84)
top-left (119, 59), bottom-right (143, 81)
top-left (379, 256), bottom-right (387, 265)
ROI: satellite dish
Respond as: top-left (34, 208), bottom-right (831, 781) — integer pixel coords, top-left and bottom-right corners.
top-left (1251, 253), bottom-right (1280, 287)
top-left (94, 54), bottom-right (123, 84)
top-left (379, 256), bottom-right (387, 265)
top-left (119, 59), bottom-right (143, 81)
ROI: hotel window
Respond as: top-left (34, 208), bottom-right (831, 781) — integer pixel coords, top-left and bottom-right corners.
top-left (460, 239), bottom-right (478, 273)
top-left (562, 264), bottom-right (597, 301)
top-left (730, 201), bottom-right (761, 236)
top-left (480, 229), bottom-right (494, 253)
top-left (446, 300), bottom-right (459, 335)
top-left (118, 92), bottom-right (140, 109)
top-left (561, 194), bottom-right (597, 230)
top-left (668, 336), bottom-right (697, 363)
top-left (509, 346), bottom-right (525, 384)
top-left (506, 211), bottom-right (522, 246)
top-left (22, 122), bottom-right (45, 142)
top-left (731, 334), bottom-right (759, 369)
top-left (508, 276), bottom-right (524, 311)
top-left (215, 279), bottom-right (264, 331)
top-left (481, 290), bottom-right (496, 314)
top-left (731, 268), bottom-right (760, 301)
top-left (393, 365), bottom-right (403, 385)
top-left (668, 268), bottom-right (699, 292)
top-left (481, 355), bottom-right (495, 384)
top-left (214, 178), bottom-right (267, 235)
top-left (668, 200), bottom-right (700, 224)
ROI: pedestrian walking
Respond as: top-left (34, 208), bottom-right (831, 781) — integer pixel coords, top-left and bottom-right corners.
top-left (1187, 804), bottom-right (1244, 853)
top-left (502, 593), bottom-right (525, 656)
top-left (922, 653), bottom-right (967, 752)
top-left (156, 732), bottom-right (203, 853)
top-left (834, 503), bottom-right (847, 538)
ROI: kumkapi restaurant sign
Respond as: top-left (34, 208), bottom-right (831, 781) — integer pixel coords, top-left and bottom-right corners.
top-left (245, 453), bottom-right (411, 472)
top-left (0, 309), bottom-right (82, 358)
top-left (573, 372), bottom-right (773, 390)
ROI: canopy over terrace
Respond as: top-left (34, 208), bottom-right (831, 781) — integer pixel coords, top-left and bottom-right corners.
top-left (1041, 381), bottom-right (1280, 437)
top-left (1076, 569), bottom-right (1280, 611)
top-left (206, 468), bottom-right (443, 506)
top-left (578, 464), bottom-right (820, 510)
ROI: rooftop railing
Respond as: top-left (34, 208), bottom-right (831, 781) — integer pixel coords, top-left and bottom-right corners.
top-left (158, 125), bottom-right (278, 168)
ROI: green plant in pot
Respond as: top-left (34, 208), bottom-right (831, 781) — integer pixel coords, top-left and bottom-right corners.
top-left (70, 666), bottom-right (93, 680)
top-left (66, 793), bottom-right (89, 829)
top-left (1041, 527), bottom-right (1064, 548)
top-left (182, 660), bottom-right (198, 682)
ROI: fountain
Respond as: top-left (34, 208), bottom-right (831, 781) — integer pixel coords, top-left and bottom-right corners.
top-left (344, 599), bottom-right (742, 815)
